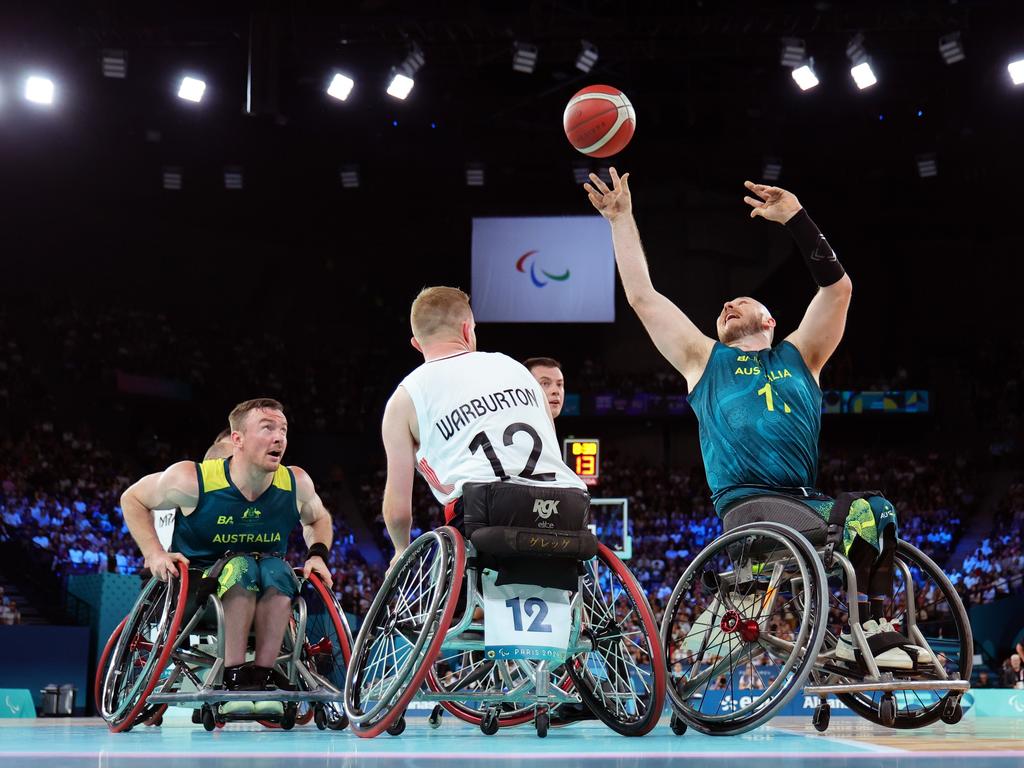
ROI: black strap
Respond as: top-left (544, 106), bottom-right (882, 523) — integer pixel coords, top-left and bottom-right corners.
top-left (866, 630), bottom-right (918, 660)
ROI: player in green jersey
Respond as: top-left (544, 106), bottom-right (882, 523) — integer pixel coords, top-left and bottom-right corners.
top-left (585, 169), bottom-right (929, 670)
top-left (120, 398), bottom-right (334, 712)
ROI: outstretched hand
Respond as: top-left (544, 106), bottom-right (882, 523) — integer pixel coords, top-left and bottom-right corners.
top-left (743, 181), bottom-right (803, 225)
top-left (584, 167), bottom-right (632, 222)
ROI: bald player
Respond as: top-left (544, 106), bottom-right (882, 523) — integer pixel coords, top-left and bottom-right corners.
top-left (585, 168), bottom-right (929, 669)
top-left (524, 357), bottom-right (565, 420)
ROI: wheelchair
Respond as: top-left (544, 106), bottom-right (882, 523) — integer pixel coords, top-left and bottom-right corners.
top-left (660, 494), bottom-right (972, 736)
top-left (343, 524), bottom-right (667, 738)
top-left (96, 556), bottom-right (353, 733)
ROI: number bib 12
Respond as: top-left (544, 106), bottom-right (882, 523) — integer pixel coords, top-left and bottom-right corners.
top-left (481, 570), bottom-right (571, 663)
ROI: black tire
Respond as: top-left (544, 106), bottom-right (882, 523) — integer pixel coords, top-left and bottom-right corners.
top-left (831, 540), bottom-right (973, 729)
top-left (813, 702), bottom-right (830, 732)
top-left (481, 708), bottom-right (500, 735)
top-left (314, 706), bottom-right (328, 730)
top-left (567, 544), bottom-right (666, 737)
top-left (670, 713), bottom-right (688, 735)
top-left (661, 523), bottom-right (828, 736)
top-left (536, 711), bottom-right (549, 738)
top-left (280, 703), bottom-right (297, 731)
top-left (428, 705), bottom-right (444, 729)
top-left (940, 696), bottom-right (963, 725)
top-left (879, 694), bottom-right (896, 727)
top-left (202, 706), bottom-right (216, 732)
top-left (386, 715), bottom-right (406, 736)
top-left (345, 528), bottom-right (465, 738)
top-left (101, 566), bottom-right (189, 733)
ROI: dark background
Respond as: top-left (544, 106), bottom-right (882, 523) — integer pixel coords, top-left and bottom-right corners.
top-left (1, 0), bottom-right (1021, 473)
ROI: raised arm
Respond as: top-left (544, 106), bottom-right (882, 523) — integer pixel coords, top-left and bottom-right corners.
top-left (743, 181), bottom-right (853, 381)
top-left (294, 466), bottom-right (334, 587)
top-left (381, 386), bottom-right (419, 570)
top-left (120, 461), bottom-right (199, 580)
top-left (584, 168), bottom-right (714, 389)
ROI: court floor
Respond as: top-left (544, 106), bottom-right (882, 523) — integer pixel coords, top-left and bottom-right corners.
top-left (1, 715), bottom-right (1022, 768)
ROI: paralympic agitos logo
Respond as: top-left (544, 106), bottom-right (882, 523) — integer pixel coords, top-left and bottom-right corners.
top-left (515, 250), bottom-right (570, 288)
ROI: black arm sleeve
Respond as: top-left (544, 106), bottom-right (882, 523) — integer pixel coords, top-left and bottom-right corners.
top-left (785, 208), bottom-right (846, 287)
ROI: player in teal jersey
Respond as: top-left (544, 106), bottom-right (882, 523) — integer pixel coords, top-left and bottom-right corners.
top-left (121, 398), bottom-right (335, 712)
top-left (584, 169), bottom-right (929, 669)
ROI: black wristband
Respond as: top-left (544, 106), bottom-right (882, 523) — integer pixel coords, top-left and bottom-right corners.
top-left (785, 208), bottom-right (846, 287)
top-left (307, 542), bottom-right (329, 561)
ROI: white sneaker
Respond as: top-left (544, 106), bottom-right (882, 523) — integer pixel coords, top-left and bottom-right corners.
top-left (836, 619), bottom-right (929, 670)
top-left (877, 618), bottom-right (933, 665)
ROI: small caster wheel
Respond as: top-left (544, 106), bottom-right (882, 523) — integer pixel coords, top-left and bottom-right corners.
top-left (327, 712), bottom-right (349, 731)
top-left (202, 706), bottom-right (216, 732)
top-left (879, 693), bottom-right (897, 728)
top-left (122, 723), bottom-right (133, 733)
top-left (151, 714), bottom-right (163, 727)
top-left (428, 705), bottom-right (444, 729)
top-left (281, 703), bottom-right (297, 731)
top-left (813, 701), bottom-right (831, 732)
top-left (670, 712), bottom-right (687, 735)
top-left (314, 706), bottom-right (328, 731)
top-left (480, 708), bottom-right (500, 736)
top-left (535, 711), bottom-right (549, 738)
top-left (386, 715), bottom-right (406, 736)
top-left (191, 709), bottom-right (202, 724)
top-left (940, 696), bottom-right (963, 725)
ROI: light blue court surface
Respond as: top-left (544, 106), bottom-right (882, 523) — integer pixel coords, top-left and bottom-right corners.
top-left (1, 717), bottom-right (1023, 768)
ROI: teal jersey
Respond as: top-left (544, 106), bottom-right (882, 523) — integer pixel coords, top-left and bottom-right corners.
top-left (687, 341), bottom-right (822, 515)
top-left (170, 458), bottom-right (300, 566)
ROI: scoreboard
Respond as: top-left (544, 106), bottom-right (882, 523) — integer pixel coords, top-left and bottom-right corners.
top-left (563, 438), bottom-right (600, 486)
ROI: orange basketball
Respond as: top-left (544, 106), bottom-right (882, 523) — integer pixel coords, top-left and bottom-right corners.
top-left (563, 85), bottom-right (636, 158)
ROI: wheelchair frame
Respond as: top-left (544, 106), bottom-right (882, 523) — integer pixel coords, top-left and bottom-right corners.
top-left (662, 513), bottom-right (972, 735)
top-left (99, 562), bottom-right (352, 732)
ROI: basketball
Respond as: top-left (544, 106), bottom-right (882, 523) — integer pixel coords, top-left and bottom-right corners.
top-left (563, 84), bottom-right (636, 158)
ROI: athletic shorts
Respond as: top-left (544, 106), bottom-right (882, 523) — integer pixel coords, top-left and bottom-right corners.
top-left (203, 554), bottom-right (298, 599)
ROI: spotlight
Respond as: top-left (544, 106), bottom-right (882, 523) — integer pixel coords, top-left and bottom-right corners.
top-left (762, 158), bottom-right (782, 182)
top-left (177, 76), bottom-right (206, 103)
top-left (1009, 59), bottom-right (1024, 86)
top-left (24, 76), bottom-right (54, 105)
top-left (340, 165), bottom-right (359, 188)
top-left (327, 73), bottom-right (354, 101)
top-left (512, 42), bottom-right (538, 74)
top-left (779, 37), bottom-right (807, 69)
top-left (101, 49), bottom-right (127, 79)
top-left (223, 167), bottom-right (243, 190)
top-left (916, 153), bottom-right (937, 179)
top-left (938, 32), bottom-right (965, 65)
top-left (846, 33), bottom-right (877, 90)
top-left (386, 43), bottom-right (424, 100)
top-left (850, 62), bottom-right (877, 90)
top-left (162, 167), bottom-right (182, 190)
top-left (386, 72), bottom-right (414, 100)
top-left (791, 63), bottom-right (819, 91)
top-left (466, 163), bottom-right (485, 187)
top-left (575, 41), bottom-right (599, 74)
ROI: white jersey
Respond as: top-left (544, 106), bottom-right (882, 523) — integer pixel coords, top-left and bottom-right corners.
top-left (400, 351), bottom-right (585, 504)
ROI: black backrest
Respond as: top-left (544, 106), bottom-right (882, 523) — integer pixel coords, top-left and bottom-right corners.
top-left (722, 495), bottom-right (828, 546)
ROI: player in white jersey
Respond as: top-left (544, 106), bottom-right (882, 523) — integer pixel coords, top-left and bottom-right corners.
top-left (381, 286), bottom-right (587, 570)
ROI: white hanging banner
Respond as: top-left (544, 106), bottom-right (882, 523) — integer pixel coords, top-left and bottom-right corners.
top-left (481, 570), bottom-right (572, 662)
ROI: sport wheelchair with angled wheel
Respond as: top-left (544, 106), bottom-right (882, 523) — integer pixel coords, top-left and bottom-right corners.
top-left (660, 494), bottom-right (972, 736)
top-left (96, 556), bottom-right (353, 733)
top-left (344, 482), bottom-right (667, 738)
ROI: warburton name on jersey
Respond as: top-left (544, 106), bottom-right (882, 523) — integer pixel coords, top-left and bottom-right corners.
top-left (435, 386), bottom-right (541, 441)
